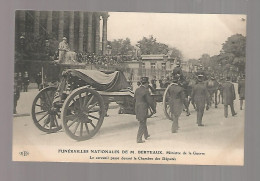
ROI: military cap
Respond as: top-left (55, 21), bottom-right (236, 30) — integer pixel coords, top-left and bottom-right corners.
top-left (140, 77), bottom-right (149, 84)
top-left (172, 76), bottom-right (180, 83)
top-left (226, 76), bottom-right (231, 81)
top-left (197, 74), bottom-right (204, 81)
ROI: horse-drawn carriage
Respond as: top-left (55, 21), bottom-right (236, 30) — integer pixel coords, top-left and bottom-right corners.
top-left (31, 69), bottom-right (171, 141)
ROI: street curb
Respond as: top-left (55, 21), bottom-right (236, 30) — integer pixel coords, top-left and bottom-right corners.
top-left (13, 113), bottom-right (30, 118)
top-left (13, 104), bottom-right (120, 118)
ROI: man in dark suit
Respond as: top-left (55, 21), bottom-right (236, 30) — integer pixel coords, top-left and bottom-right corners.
top-left (167, 75), bottom-right (186, 133)
top-left (191, 74), bottom-right (210, 126)
top-left (238, 74), bottom-right (245, 110)
top-left (223, 76), bottom-right (237, 117)
top-left (134, 77), bottom-right (156, 143)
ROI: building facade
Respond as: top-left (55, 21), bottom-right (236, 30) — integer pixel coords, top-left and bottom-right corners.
top-left (140, 54), bottom-right (175, 71)
top-left (15, 10), bottom-right (109, 55)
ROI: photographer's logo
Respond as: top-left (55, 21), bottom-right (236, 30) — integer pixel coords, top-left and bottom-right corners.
top-left (19, 151), bottom-right (29, 156)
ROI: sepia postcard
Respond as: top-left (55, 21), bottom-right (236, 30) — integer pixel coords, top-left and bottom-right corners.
top-left (13, 11), bottom-right (246, 165)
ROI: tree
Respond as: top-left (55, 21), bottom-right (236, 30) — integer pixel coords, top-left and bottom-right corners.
top-left (222, 34), bottom-right (246, 57)
top-left (199, 54), bottom-right (210, 66)
top-left (110, 38), bottom-right (134, 55)
top-left (169, 47), bottom-right (183, 62)
top-left (136, 35), bottom-right (169, 55)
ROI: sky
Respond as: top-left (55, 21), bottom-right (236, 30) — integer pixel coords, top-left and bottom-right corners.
top-left (107, 12), bottom-right (246, 60)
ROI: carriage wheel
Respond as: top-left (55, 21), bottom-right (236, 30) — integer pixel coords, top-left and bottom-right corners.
top-left (163, 85), bottom-right (172, 120)
top-left (61, 86), bottom-right (105, 141)
top-left (31, 86), bottom-right (62, 133)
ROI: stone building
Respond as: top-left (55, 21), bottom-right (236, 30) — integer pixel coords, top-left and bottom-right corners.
top-left (15, 10), bottom-right (109, 55)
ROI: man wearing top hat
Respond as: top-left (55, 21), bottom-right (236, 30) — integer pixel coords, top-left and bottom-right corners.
top-left (167, 74), bottom-right (186, 133)
top-left (191, 74), bottom-right (210, 126)
top-left (134, 77), bottom-right (156, 143)
top-left (222, 76), bottom-right (237, 117)
top-left (58, 37), bottom-right (70, 63)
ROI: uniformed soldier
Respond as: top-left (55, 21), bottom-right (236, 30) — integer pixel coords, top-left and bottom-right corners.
top-left (196, 65), bottom-right (207, 81)
top-left (22, 71), bottom-right (30, 92)
top-left (222, 76), bottom-right (237, 117)
top-left (167, 75), bottom-right (186, 133)
top-left (191, 74), bottom-right (210, 126)
top-left (134, 77), bottom-right (156, 143)
top-left (35, 72), bottom-right (42, 90)
top-left (172, 62), bottom-right (183, 79)
top-left (17, 72), bottom-right (23, 91)
top-left (238, 74), bottom-right (245, 110)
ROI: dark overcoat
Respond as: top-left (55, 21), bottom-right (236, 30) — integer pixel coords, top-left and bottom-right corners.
top-left (167, 83), bottom-right (185, 117)
top-left (134, 86), bottom-right (156, 121)
top-left (191, 82), bottom-right (209, 110)
top-left (238, 79), bottom-right (245, 99)
top-left (222, 81), bottom-right (236, 105)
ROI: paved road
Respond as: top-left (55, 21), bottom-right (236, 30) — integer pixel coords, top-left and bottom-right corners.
top-left (13, 85), bottom-right (244, 164)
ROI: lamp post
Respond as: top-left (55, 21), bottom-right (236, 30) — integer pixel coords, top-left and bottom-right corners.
top-left (20, 35), bottom-right (25, 60)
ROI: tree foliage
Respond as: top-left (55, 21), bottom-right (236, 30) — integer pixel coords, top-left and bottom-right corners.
top-left (169, 47), bottom-right (183, 62)
top-left (222, 34), bottom-right (246, 57)
top-left (136, 35), bottom-right (169, 55)
top-left (110, 38), bottom-right (134, 55)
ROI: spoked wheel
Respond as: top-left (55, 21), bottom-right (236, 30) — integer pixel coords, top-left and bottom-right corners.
top-left (61, 86), bottom-right (105, 141)
top-left (163, 85), bottom-right (172, 120)
top-left (31, 86), bottom-right (62, 133)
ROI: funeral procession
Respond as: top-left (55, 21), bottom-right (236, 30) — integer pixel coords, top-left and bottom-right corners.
top-left (13, 11), bottom-right (246, 150)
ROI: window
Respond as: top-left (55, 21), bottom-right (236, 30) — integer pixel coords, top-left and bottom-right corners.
top-left (162, 63), bottom-right (166, 70)
top-left (142, 63), bottom-right (145, 69)
top-left (151, 63), bottom-right (156, 69)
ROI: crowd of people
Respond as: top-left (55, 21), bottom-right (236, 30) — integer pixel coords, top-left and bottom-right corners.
top-left (53, 37), bottom-right (135, 67)
top-left (134, 63), bottom-right (245, 143)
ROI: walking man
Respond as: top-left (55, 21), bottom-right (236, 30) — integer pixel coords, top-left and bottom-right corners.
top-left (134, 77), bottom-right (156, 143)
top-left (223, 76), bottom-right (237, 117)
top-left (191, 74), bottom-right (210, 126)
top-left (167, 75), bottom-right (186, 133)
top-left (238, 74), bottom-right (245, 110)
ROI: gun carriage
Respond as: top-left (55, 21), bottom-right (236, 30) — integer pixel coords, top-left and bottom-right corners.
top-left (31, 68), bottom-right (168, 141)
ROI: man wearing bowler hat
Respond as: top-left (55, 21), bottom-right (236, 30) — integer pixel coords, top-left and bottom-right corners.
top-left (191, 74), bottom-right (210, 126)
top-left (222, 76), bottom-right (237, 117)
top-left (134, 77), bottom-right (156, 143)
top-left (167, 74), bottom-right (186, 133)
